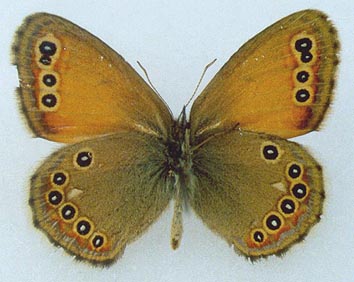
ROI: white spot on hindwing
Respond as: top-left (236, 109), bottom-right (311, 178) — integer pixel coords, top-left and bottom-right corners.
top-left (67, 188), bottom-right (83, 200)
top-left (271, 181), bottom-right (286, 192)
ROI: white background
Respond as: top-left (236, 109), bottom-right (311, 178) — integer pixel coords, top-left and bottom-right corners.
top-left (1, 1), bottom-right (353, 281)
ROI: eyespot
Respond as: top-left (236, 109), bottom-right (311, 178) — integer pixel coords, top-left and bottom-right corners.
top-left (286, 162), bottom-right (304, 180)
top-left (293, 87), bottom-right (313, 106)
top-left (39, 40), bottom-right (57, 56)
top-left (39, 92), bottom-right (60, 112)
top-left (39, 55), bottom-right (52, 66)
top-left (290, 182), bottom-right (309, 201)
top-left (74, 217), bottom-right (94, 237)
top-left (42, 74), bottom-right (57, 87)
top-left (250, 228), bottom-right (268, 245)
top-left (296, 89), bottom-right (310, 103)
top-left (51, 171), bottom-right (69, 187)
top-left (39, 71), bottom-right (59, 89)
top-left (295, 38), bottom-right (312, 52)
top-left (74, 149), bottom-right (94, 169)
top-left (60, 203), bottom-right (78, 222)
top-left (90, 232), bottom-right (108, 250)
top-left (41, 94), bottom-right (57, 107)
top-left (263, 145), bottom-right (278, 159)
top-left (261, 142), bottom-right (282, 163)
top-left (92, 234), bottom-right (104, 248)
top-left (278, 196), bottom-right (299, 217)
top-left (47, 190), bottom-right (64, 206)
top-left (301, 52), bottom-right (313, 63)
top-left (296, 70), bottom-right (310, 83)
top-left (263, 212), bottom-right (284, 234)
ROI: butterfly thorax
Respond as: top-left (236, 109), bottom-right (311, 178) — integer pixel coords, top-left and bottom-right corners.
top-left (166, 108), bottom-right (192, 182)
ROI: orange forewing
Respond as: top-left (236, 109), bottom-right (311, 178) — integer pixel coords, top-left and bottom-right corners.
top-left (190, 10), bottom-right (338, 142)
top-left (13, 13), bottom-right (173, 143)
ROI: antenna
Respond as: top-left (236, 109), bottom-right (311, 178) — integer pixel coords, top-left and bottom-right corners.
top-left (137, 61), bottom-right (160, 95)
top-left (185, 58), bottom-right (217, 108)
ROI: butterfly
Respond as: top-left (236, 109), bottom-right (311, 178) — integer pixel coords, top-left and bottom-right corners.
top-left (12, 9), bottom-right (338, 265)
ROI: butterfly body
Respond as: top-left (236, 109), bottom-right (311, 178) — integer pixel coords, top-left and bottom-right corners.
top-left (13, 10), bottom-right (338, 264)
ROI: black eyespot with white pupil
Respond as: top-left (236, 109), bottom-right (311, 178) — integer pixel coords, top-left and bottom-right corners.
top-left (296, 71), bottom-right (310, 83)
top-left (280, 199), bottom-right (296, 214)
top-left (296, 89), bottom-right (310, 103)
top-left (295, 38), bottom-right (312, 52)
top-left (288, 163), bottom-right (302, 179)
top-left (76, 151), bottom-right (93, 167)
top-left (292, 183), bottom-right (308, 199)
top-left (266, 214), bottom-right (282, 231)
top-left (53, 172), bottom-right (67, 186)
top-left (41, 94), bottom-right (57, 108)
top-left (43, 74), bottom-right (57, 87)
top-left (48, 190), bottom-right (63, 205)
top-left (253, 231), bottom-right (265, 243)
top-left (39, 41), bottom-right (57, 56)
top-left (92, 235), bottom-right (104, 248)
top-left (77, 220), bottom-right (91, 235)
top-left (263, 145), bottom-right (279, 160)
top-left (39, 55), bottom-right (52, 66)
top-left (61, 204), bottom-right (76, 220)
top-left (301, 52), bottom-right (313, 63)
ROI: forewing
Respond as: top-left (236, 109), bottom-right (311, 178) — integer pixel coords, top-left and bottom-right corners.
top-left (190, 10), bottom-right (338, 143)
top-left (13, 13), bottom-right (173, 143)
